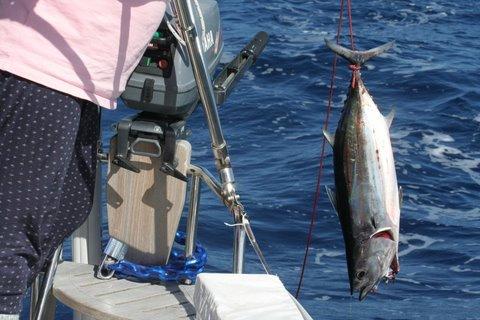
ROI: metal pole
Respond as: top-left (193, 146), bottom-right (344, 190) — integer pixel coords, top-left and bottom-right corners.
top-left (171, 0), bottom-right (235, 181)
top-left (72, 136), bottom-right (102, 320)
top-left (172, 0), bottom-right (244, 273)
top-left (29, 276), bottom-right (40, 320)
top-left (72, 160), bottom-right (102, 265)
top-left (171, 0), bottom-right (225, 148)
top-left (189, 165), bottom-right (222, 199)
top-left (233, 222), bottom-right (246, 274)
top-left (189, 164), bottom-right (246, 273)
top-left (185, 174), bottom-right (201, 258)
top-left (32, 245), bottom-right (62, 320)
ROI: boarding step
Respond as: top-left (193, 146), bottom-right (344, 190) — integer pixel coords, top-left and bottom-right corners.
top-left (53, 261), bottom-right (195, 320)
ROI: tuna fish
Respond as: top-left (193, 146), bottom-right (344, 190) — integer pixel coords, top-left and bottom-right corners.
top-left (323, 39), bottom-right (402, 301)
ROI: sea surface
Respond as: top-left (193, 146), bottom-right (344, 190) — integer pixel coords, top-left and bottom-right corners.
top-left (27, 1), bottom-right (480, 319)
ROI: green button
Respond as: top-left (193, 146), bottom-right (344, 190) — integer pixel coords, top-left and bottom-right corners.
top-left (152, 31), bottom-right (164, 40)
top-left (140, 57), bottom-right (151, 66)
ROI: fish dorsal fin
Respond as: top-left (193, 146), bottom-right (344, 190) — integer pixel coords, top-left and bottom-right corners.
top-left (398, 186), bottom-right (403, 207)
top-left (385, 107), bottom-right (396, 128)
top-left (325, 186), bottom-right (337, 215)
top-left (370, 227), bottom-right (393, 239)
top-left (323, 129), bottom-right (335, 147)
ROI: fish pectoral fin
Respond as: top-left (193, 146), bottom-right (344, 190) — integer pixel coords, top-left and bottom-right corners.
top-left (398, 186), bottom-right (403, 207)
top-left (369, 227), bottom-right (393, 239)
top-left (385, 107), bottom-right (396, 128)
top-left (322, 129), bottom-right (335, 147)
top-left (325, 186), bottom-right (338, 215)
top-left (391, 254), bottom-right (400, 274)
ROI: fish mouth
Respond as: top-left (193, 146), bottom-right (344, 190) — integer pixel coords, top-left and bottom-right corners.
top-left (359, 286), bottom-right (370, 301)
top-left (355, 262), bottom-right (396, 301)
top-left (358, 283), bottom-right (378, 301)
top-left (350, 282), bottom-right (376, 301)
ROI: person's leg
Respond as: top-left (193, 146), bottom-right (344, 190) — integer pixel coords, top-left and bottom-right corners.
top-left (39, 100), bottom-right (100, 269)
top-left (0, 71), bottom-right (98, 315)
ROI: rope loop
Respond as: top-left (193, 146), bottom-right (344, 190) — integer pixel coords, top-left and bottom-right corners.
top-left (348, 64), bottom-right (361, 88)
top-left (348, 64), bottom-right (361, 72)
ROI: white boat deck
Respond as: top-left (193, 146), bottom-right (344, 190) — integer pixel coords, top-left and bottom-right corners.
top-left (53, 261), bottom-right (195, 320)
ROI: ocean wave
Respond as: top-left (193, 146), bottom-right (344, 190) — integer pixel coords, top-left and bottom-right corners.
top-left (313, 248), bottom-right (344, 266)
top-left (412, 204), bottom-right (480, 226)
top-left (421, 130), bottom-right (480, 185)
top-left (450, 265), bottom-right (480, 274)
top-left (399, 233), bottom-right (442, 257)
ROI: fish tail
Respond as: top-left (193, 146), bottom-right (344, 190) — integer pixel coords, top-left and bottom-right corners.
top-left (324, 39), bottom-right (394, 66)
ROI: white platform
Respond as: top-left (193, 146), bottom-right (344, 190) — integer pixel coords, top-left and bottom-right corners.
top-left (193, 273), bottom-right (310, 320)
top-left (53, 261), bottom-right (195, 320)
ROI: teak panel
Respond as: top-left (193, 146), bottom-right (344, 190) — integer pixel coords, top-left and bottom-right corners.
top-left (107, 139), bottom-right (191, 265)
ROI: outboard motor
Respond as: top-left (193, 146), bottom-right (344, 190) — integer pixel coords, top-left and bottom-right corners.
top-left (121, 0), bottom-right (223, 119)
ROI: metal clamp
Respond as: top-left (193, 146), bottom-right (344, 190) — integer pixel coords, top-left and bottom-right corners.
top-left (112, 119), bottom-right (140, 173)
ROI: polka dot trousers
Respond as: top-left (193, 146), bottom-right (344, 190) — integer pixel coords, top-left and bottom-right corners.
top-left (0, 71), bottom-right (100, 314)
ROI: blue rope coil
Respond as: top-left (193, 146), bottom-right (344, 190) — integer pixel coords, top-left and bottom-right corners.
top-left (107, 231), bottom-right (207, 283)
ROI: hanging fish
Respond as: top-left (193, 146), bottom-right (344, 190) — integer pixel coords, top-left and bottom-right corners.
top-left (323, 39), bottom-right (402, 301)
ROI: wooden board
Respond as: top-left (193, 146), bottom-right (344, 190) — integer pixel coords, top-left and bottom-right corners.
top-left (107, 139), bottom-right (191, 265)
top-left (53, 261), bottom-right (195, 320)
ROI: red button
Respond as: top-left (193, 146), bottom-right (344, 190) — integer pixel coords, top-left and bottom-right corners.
top-left (158, 59), bottom-right (169, 69)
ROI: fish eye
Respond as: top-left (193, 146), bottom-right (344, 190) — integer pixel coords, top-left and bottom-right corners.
top-left (356, 271), bottom-right (366, 280)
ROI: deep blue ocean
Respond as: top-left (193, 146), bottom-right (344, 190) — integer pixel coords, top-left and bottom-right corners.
top-left (27, 1), bottom-right (480, 319)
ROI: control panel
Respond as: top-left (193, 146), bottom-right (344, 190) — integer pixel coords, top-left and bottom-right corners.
top-left (136, 22), bottom-right (175, 78)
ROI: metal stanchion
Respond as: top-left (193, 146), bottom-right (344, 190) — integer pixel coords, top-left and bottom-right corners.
top-left (32, 245), bottom-right (62, 320)
top-left (185, 174), bottom-right (202, 258)
top-left (233, 224), bottom-right (246, 274)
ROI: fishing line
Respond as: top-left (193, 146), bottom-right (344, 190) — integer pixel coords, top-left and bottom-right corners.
top-left (295, 0), bottom-right (344, 298)
top-left (295, 0), bottom-right (357, 299)
top-left (346, 0), bottom-right (359, 89)
top-left (347, 0), bottom-right (356, 50)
